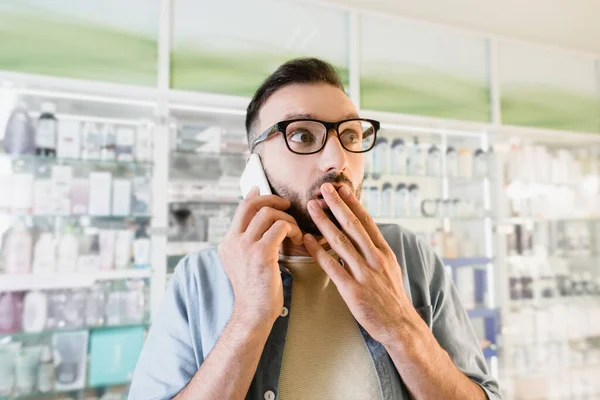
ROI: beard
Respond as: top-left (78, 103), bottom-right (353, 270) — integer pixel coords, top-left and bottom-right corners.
top-left (264, 171), bottom-right (363, 236)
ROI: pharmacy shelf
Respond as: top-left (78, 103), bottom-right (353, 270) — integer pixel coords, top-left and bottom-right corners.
top-left (0, 154), bottom-right (153, 168)
top-left (0, 269), bottom-right (152, 292)
top-left (364, 173), bottom-right (492, 183)
top-left (0, 381), bottom-right (132, 400)
top-left (443, 257), bottom-right (493, 268)
top-left (169, 198), bottom-right (240, 206)
top-left (166, 241), bottom-right (214, 256)
top-left (375, 216), bottom-right (487, 224)
top-left (0, 321), bottom-right (151, 340)
top-left (503, 216), bottom-right (600, 224)
top-left (3, 214), bottom-right (152, 221)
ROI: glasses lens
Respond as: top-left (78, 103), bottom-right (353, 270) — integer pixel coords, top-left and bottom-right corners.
top-left (338, 120), bottom-right (376, 152)
top-left (285, 121), bottom-right (327, 154)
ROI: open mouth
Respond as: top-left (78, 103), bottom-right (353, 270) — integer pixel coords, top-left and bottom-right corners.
top-left (314, 193), bottom-right (328, 209)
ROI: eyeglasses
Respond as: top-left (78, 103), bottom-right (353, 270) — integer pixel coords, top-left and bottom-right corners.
top-left (250, 118), bottom-right (380, 155)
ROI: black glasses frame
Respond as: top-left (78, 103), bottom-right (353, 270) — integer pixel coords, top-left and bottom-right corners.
top-left (250, 118), bottom-right (381, 155)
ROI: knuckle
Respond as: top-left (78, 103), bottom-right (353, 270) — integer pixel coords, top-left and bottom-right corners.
top-left (363, 213), bottom-right (375, 225)
top-left (334, 232), bottom-right (350, 246)
top-left (347, 216), bottom-right (362, 229)
top-left (372, 251), bottom-right (386, 267)
top-left (258, 206), bottom-right (271, 216)
top-left (273, 220), bottom-right (288, 230)
top-left (326, 256), bottom-right (342, 271)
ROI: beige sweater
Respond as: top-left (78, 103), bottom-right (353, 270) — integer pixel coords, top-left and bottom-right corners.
top-left (278, 252), bottom-right (381, 400)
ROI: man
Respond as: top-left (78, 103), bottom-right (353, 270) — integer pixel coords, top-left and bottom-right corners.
top-left (130, 58), bottom-right (501, 400)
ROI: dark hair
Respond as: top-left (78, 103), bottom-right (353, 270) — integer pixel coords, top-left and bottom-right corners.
top-left (245, 57), bottom-right (345, 145)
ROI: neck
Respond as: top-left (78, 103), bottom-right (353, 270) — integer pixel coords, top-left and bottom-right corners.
top-left (280, 235), bottom-right (331, 257)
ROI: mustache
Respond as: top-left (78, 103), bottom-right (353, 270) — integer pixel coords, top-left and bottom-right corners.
top-left (309, 173), bottom-right (354, 195)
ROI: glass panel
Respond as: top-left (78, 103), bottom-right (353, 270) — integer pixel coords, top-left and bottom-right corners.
top-left (0, 0), bottom-right (159, 86)
top-left (360, 15), bottom-right (490, 122)
top-left (171, 0), bottom-right (349, 96)
top-left (499, 42), bottom-right (600, 133)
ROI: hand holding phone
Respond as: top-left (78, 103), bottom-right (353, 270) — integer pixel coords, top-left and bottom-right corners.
top-left (240, 154), bottom-right (272, 199)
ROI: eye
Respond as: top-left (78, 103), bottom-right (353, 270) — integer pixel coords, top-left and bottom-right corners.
top-left (288, 130), bottom-right (317, 144)
top-left (341, 129), bottom-right (361, 144)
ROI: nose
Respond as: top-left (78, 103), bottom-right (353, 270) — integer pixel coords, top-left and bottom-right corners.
top-left (318, 130), bottom-right (349, 175)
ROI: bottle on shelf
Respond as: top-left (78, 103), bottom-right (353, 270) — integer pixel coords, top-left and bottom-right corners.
top-left (57, 225), bottom-right (79, 273)
top-left (37, 346), bottom-right (55, 393)
top-left (134, 224), bottom-right (151, 269)
top-left (446, 146), bottom-right (458, 178)
top-left (2, 219), bottom-right (33, 274)
top-left (408, 137), bottom-right (425, 176)
top-left (35, 102), bottom-right (58, 157)
top-left (3, 102), bottom-right (36, 155)
top-left (390, 138), bottom-right (406, 175)
top-left (81, 122), bottom-right (102, 160)
top-left (427, 144), bottom-right (441, 176)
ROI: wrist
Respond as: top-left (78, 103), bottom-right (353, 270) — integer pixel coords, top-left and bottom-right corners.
top-left (381, 306), bottom-right (430, 354)
top-left (231, 305), bottom-right (278, 332)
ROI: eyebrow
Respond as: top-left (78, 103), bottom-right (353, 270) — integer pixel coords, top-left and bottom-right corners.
top-left (281, 112), bottom-right (360, 121)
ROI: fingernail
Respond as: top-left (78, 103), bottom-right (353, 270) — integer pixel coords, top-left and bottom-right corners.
top-left (339, 186), bottom-right (350, 197)
top-left (308, 200), bottom-right (320, 210)
top-left (304, 234), bottom-right (314, 243)
top-left (323, 183), bottom-right (334, 193)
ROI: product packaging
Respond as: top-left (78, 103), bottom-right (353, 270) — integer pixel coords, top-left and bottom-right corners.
top-left (22, 291), bottom-right (48, 333)
top-left (37, 346), bottom-right (55, 393)
top-left (3, 103), bottom-right (36, 155)
top-left (89, 172), bottom-right (112, 216)
top-left (116, 126), bottom-right (135, 161)
top-left (99, 230), bottom-right (117, 270)
top-left (115, 230), bottom-right (134, 269)
top-left (70, 179), bottom-right (90, 216)
top-left (390, 139), bottom-right (406, 175)
top-left (81, 122), bottom-right (102, 160)
top-left (32, 232), bottom-right (56, 274)
top-left (132, 177), bottom-right (151, 215)
top-left (111, 179), bottom-right (132, 216)
top-left (133, 225), bottom-right (151, 269)
top-left (10, 173), bottom-right (34, 214)
top-left (101, 124), bottom-right (117, 161)
top-left (88, 326), bottom-right (145, 387)
top-left (2, 220), bottom-right (33, 274)
top-left (51, 165), bottom-right (73, 215)
top-left (53, 331), bottom-right (89, 391)
top-left (33, 179), bottom-right (54, 215)
top-left (381, 183), bottom-right (393, 217)
top-left (35, 102), bottom-right (58, 157)
top-left (0, 292), bottom-right (24, 333)
top-left (57, 226), bottom-right (78, 273)
top-left (135, 122), bottom-right (153, 162)
top-left (15, 346), bottom-right (42, 395)
top-left (0, 342), bottom-right (22, 396)
top-left (56, 120), bottom-right (81, 159)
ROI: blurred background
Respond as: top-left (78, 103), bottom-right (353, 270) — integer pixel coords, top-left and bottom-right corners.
top-left (0, 1), bottom-right (599, 399)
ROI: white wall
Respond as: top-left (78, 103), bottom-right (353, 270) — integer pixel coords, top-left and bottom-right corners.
top-left (320, 0), bottom-right (600, 55)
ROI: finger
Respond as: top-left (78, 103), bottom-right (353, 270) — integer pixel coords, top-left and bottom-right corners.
top-left (230, 194), bottom-right (291, 233)
top-left (260, 220), bottom-right (302, 248)
top-left (246, 186), bottom-right (259, 199)
top-left (337, 185), bottom-right (388, 250)
top-left (320, 183), bottom-right (376, 259)
top-left (245, 207), bottom-right (303, 245)
top-left (303, 233), bottom-right (355, 287)
top-left (307, 199), bottom-right (365, 277)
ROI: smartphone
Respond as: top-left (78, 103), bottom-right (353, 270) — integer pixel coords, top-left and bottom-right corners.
top-left (240, 153), bottom-right (272, 199)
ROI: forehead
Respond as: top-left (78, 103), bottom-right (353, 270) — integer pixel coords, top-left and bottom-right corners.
top-left (257, 83), bottom-right (358, 132)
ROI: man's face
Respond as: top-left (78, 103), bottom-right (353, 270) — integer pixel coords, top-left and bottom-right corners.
top-left (255, 83), bottom-right (364, 236)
